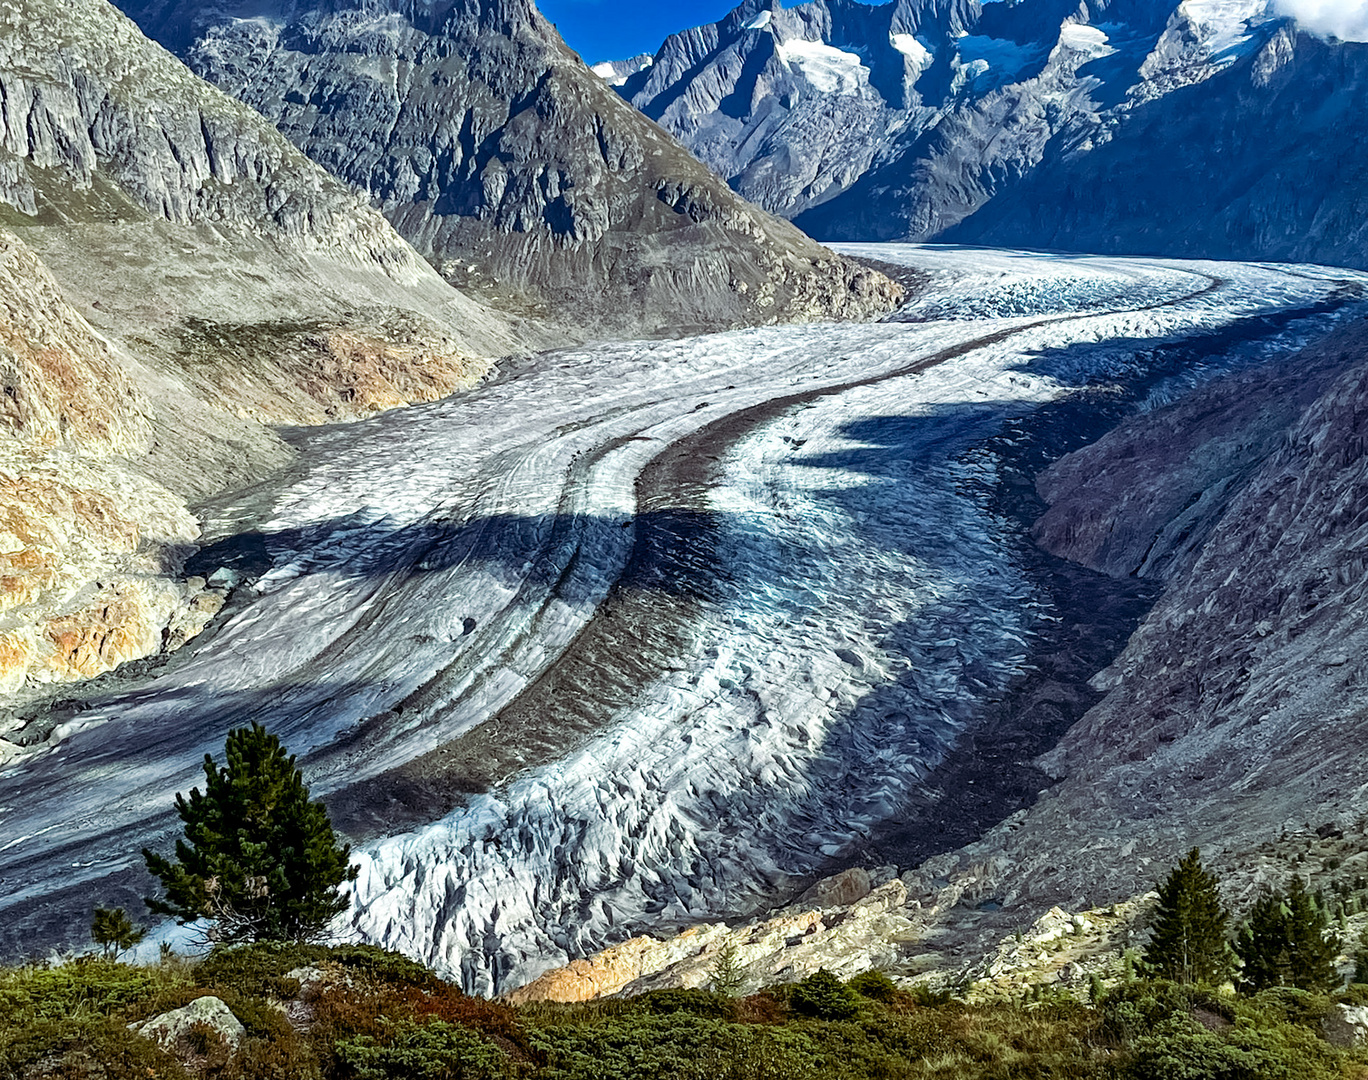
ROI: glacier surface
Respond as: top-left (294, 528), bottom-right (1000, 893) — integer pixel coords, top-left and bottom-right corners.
top-left (0, 246), bottom-right (1363, 989)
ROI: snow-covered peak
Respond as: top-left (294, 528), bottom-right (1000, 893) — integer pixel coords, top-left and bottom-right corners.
top-left (890, 31), bottom-right (934, 68)
top-left (1056, 21), bottom-right (1117, 58)
top-left (591, 53), bottom-right (655, 86)
top-left (1178, 0), bottom-right (1277, 62)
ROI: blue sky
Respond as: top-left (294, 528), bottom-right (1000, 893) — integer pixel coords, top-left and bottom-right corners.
top-left (539, 0), bottom-right (743, 63)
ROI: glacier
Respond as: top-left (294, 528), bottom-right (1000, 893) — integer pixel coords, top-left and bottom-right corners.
top-left (0, 246), bottom-right (1363, 989)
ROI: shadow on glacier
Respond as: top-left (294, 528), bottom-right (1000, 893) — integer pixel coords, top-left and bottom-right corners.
top-left (1001, 293), bottom-right (1354, 393)
top-left (186, 508), bottom-right (729, 604)
top-left (0, 674), bottom-right (447, 962)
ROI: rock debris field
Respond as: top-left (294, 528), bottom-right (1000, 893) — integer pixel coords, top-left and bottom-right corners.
top-left (0, 245), bottom-right (1363, 993)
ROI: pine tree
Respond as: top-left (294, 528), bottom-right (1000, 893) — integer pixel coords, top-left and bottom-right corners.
top-left (90, 907), bottom-right (146, 960)
top-left (1234, 879), bottom-right (1342, 993)
top-left (1284, 879), bottom-right (1340, 992)
top-left (143, 723), bottom-right (358, 943)
top-left (1142, 848), bottom-right (1233, 984)
top-left (1234, 891), bottom-right (1289, 992)
top-left (708, 941), bottom-right (745, 997)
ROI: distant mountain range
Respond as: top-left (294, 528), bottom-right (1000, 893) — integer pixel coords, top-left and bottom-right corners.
top-left (604, 0), bottom-right (1368, 269)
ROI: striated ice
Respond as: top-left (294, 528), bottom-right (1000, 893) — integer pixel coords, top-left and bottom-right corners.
top-left (1, 246), bottom-right (1364, 983)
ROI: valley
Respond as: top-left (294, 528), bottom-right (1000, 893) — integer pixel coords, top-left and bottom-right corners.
top-left (0, 244), bottom-right (1361, 995)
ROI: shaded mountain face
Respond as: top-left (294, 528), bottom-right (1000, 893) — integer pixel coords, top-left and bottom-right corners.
top-left (608, 0), bottom-right (1368, 269)
top-left (116, 0), bottom-right (901, 339)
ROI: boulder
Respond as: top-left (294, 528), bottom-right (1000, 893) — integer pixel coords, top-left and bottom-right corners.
top-left (132, 995), bottom-right (246, 1055)
top-left (1324, 1004), bottom-right (1368, 1047)
top-left (799, 868), bottom-right (872, 909)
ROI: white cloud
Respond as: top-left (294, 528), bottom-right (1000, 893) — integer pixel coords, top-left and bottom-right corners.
top-left (1274, 0), bottom-right (1368, 41)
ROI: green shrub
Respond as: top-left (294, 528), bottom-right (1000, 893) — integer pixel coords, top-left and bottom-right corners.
top-left (631, 988), bottom-right (738, 1020)
top-left (527, 1014), bottom-right (822, 1080)
top-left (846, 970), bottom-right (899, 1003)
top-left (0, 1015), bottom-right (191, 1080)
top-left (221, 1032), bottom-right (323, 1080)
top-left (1101, 980), bottom-right (1233, 1043)
top-left (0, 959), bottom-right (176, 1024)
top-left (194, 941), bottom-right (330, 995)
top-left (789, 970), bottom-right (862, 1021)
top-left (195, 942), bottom-right (436, 997)
top-left (1244, 986), bottom-right (1334, 1029)
top-left (1126, 1014), bottom-right (1339, 1080)
top-left (334, 1018), bottom-right (511, 1079)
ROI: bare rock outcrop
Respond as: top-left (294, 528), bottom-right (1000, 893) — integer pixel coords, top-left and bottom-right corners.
top-left (905, 317), bottom-right (1368, 960)
top-left (506, 874), bottom-right (917, 1002)
top-left (132, 995), bottom-right (247, 1063)
top-left (0, 0), bottom-right (536, 707)
top-left (0, 230), bottom-right (221, 703)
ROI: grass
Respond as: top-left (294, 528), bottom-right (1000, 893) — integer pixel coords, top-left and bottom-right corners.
top-left (2, 946), bottom-right (1367, 1079)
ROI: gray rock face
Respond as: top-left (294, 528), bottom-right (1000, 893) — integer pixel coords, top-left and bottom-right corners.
top-left (0, 0), bottom-right (419, 266)
top-left (115, 0), bottom-right (901, 339)
top-left (0, 0), bottom-right (532, 707)
top-left (957, 317), bottom-right (1368, 931)
top-left (609, 0), bottom-right (1368, 269)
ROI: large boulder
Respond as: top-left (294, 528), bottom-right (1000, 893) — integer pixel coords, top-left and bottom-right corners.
top-left (131, 995), bottom-right (247, 1055)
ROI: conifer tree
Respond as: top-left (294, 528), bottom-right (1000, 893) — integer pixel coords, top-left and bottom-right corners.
top-left (1234, 878), bottom-right (1342, 993)
top-left (1142, 848), bottom-right (1233, 984)
top-left (1234, 891), bottom-right (1289, 992)
top-left (708, 941), bottom-right (745, 997)
top-left (143, 723), bottom-right (358, 943)
top-left (90, 907), bottom-right (146, 960)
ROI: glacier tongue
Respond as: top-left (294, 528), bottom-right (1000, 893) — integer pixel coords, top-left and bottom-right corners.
top-left (0, 246), bottom-right (1362, 979)
top-left (338, 246), bottom-right (1368, 993)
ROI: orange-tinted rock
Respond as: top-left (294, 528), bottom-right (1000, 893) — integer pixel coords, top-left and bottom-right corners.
top-left (0, 230), bottom-right (150, 456)
top-left (0, 631), bottom-right (34, 695)
top-left (505, 927), bottom-right (725, 1005)
top-left (43, 588), bottom-right (159, 681)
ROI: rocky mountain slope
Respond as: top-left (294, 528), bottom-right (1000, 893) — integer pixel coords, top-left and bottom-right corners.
top-left (113, 0), bottom-right (899, 340)
top-left (607, 0), bottom-right (1368, 269)
top-left (0, 0), bottom-right (531, 711)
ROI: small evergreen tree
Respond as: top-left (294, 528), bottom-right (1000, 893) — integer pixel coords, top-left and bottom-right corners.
top-left (1353, 925), bottom-right (1368, 984)
top-left (90, 907), bottom-right (146, 960)
top-left (1142, 848), bottom-right (1232, 985)
top-left (1235, 878), bottom-right (1341, 993)
top-left (1285, 879), bottom-right (1340, 991)
top-left (1235, 891), bottom-right (1289, 992)
top-left (707, 941), bottom-right (745, 997)
top-left (789, 969), bottom-right (861, 1020)
top-left (143, 723), bottom-right (358, 943)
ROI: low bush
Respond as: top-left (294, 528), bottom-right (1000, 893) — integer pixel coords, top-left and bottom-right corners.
top-left (334, 1018), bottom-right (512, 1080)
top-left (789, 969), bottom-right (862, 1021)
top-left (846, 970), bottom-right (900, 1003)
top-left (3, 949), bottom-right (1367, 1080)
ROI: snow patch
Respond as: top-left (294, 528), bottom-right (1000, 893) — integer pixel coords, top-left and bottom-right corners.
top-left (591, 55), bottom-right (654, 86)
top-left (1057, 22), bottom-right (1118, 58)
top-left (890, 32), bottom-right (934, 69)
top-left (777, 38), bottom-right (870, 94)
top-left (1179, 0), bottom-right (1275, 60)
top-left (956, 34), bottom-right (1045, 80)
top-left (744, 10), bottom-right (773, 30)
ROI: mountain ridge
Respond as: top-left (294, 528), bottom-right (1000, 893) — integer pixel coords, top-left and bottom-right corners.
top-left (602, 0), bottom-right (1368, 270)
top-left (115, 0), bottom-right (901, 340)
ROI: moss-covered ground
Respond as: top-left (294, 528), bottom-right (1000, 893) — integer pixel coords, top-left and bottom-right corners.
top-left (4, 943), bottom-right (1368, 1079)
